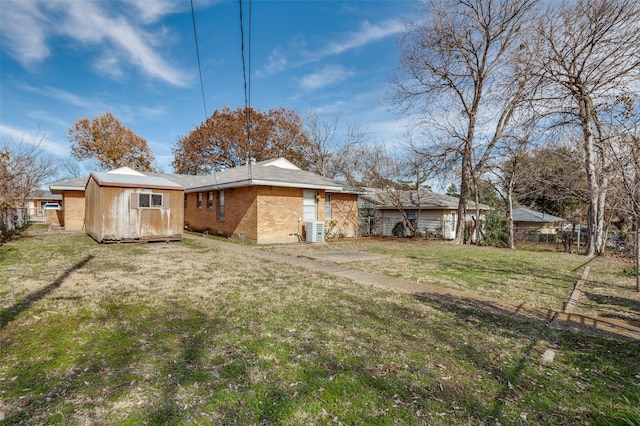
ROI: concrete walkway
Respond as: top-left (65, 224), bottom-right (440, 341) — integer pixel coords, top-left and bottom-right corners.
top-left (184, 234), bottom-right (640, 341)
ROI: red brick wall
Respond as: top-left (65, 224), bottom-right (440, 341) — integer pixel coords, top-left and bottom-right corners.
top-left (256, 186), bottom-right (304, 244)
top-left (184, 187), bottom-right (258, 241)
top-left (45, 210), bottom-right (63, 226)
top-left (184, 186), bottom-right (359, 244)
top-left (63, 191), bottom-right (85, 231)
top-left (326, 192), bottom-right (359, 238)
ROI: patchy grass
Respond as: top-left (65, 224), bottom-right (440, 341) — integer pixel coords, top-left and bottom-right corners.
top-left (262, 238), bottom-right (640, 321)
top-left (1, 231), bottom-right (639, 425)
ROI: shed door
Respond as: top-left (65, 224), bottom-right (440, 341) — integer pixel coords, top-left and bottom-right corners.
top-left (303, 190), bottom-right (317, 221)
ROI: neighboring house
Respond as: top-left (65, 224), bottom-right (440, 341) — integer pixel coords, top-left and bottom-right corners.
top-left (179, 158), bottom-right (362, 244)
top-left (364, 189), bottom-right (490, 240)
top-left (85, 169), bottom-right (184, 243)
top-left (49, 158), bottom-right (361, 244)
top-left (510, 207), bottom-right (567, 241)
top-left (26, 190), bottom-right (62, 219)
top-left (50, 176), bottom-right (88, 231)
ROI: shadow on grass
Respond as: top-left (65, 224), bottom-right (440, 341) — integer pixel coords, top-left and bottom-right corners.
top-left (0, 254), bottom-right (94, 329)
top-left (583, 292), bottom-right (640, 314)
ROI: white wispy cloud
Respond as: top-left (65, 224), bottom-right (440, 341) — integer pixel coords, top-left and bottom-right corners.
top-left (22, 85), bottom-right (105, 111)
top-left (122, 0), bottom-right (184, 24)
top-left (258, 48), bottom-right (288, 77)
top-left (0, 1), bottom-right (50, 66)
top-left (0, 0), bottom-right (189, 87)
top-left (298, 65), bottom-right (354, 91)
top-left (257, 18), bottom-right (405, 77)
top-left (0, 124), bottom-right (68, 156)
top-left (319, 19), bottom-right (405, 58)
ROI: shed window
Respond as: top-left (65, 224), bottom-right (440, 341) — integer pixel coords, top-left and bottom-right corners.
top-left (217, 190), bottom-right (225, 220)
top-left (135, 192), bottom-right (163, 208)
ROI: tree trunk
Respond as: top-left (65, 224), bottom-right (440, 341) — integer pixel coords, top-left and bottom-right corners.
top-left (474, 182), bottom-right (481, 246)
top-left (636, 218), bottom-right (639, 292)
top-left (507, 179), bottom-right (515, 250)
top-left (454, 137), bottom-right (474, 244)
top-left (578, 97), bottom-right (600, 257)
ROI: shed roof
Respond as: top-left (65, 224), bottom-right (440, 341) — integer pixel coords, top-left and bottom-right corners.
top-left (512, 208), bottom-right (567, 223)
top-left (89, 171), bottom-right (185, 190)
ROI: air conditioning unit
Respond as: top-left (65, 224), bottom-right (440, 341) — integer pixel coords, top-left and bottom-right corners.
top-left (306, 221), bottom-right (325, 243)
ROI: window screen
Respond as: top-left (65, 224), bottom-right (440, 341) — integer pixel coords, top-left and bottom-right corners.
top-left (139, 193), bottom-right (151, 208)
top-left (135, 193), bottom-right (163, 208)
top-left (217, 190), bottom-right (225, 220)
top-left (151, 194), bottom-right (163, 207)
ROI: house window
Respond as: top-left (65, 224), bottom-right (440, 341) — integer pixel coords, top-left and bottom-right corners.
top-left (325, 193), bottom-right (332, 220)
top-left (137, 192), bottom-right (163, 208)
top-left (184, 194), bottom-right (187, 208)
top-left (407, 210), bottom-right (417, 228)
top-left (207, 191), bottom-right (214, 208)
top-left (197, 192), bottom-right (203, 209)
top-left (303, 190), bottom-right (317, 221)
top-left (217, 190), bottom-right (224, 220)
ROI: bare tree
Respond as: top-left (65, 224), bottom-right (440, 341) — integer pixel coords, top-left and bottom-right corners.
top-left (605, 98), bottom-right (640, 291)
top-left (0, 135), bottom-right (58, 208)
top-left (487, 135), bottom-right (531, 249)
top-left (392, 0), bottom-right (536, 244)
top-left (531, 0), bottom-right (640, 256)
top-left (359, 146), bottom-right (428, 237)
top-left (301, 112), bottom-right (370, 184)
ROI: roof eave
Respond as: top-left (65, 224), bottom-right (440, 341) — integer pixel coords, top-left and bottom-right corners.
top-left (186, 179), bottom-right (344, 193)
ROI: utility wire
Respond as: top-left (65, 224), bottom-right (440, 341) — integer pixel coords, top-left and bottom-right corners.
top-left (239, 0), bottom-right (252, 176)
top-left (191, 0), bottom-right (207, 119)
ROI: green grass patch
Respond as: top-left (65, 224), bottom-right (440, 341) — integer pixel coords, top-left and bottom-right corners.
top-left (1, 232), bottom-right (639, 425)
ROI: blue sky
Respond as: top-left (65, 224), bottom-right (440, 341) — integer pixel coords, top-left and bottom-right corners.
top-left (1, 0), bottom-right (416, 174)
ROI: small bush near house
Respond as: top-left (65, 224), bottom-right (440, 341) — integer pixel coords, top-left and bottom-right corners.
top-left (482, 210), bottom-right (509, 247)
top-left (392, 221), bottom-right (405, 237)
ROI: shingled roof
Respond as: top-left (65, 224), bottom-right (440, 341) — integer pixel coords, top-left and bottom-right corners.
top-left (512, 207), bottom-right (566, 223)
top-left (50, 158), bottom-right (362, 194)
top-left (365, 189), bottom-right (491, 210)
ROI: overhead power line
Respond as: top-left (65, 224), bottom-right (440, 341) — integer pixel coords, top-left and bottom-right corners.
top-left (239, 0), bottom-right (252, 165)
top-left (191, 0), bottom-right (208, 120)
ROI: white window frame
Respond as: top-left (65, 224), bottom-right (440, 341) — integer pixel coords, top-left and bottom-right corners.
top-left (325, 193), bottom-right (332, 220)
top-left (132, 192), bottom-right (165, 209)
top-left (303, 190), bottom-right (317, 222)
top-left (217, 190), bottom-right (225, 220)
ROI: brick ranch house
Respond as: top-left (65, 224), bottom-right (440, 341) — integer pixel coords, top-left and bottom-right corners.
top-left (171, 158), bottom-right (361, 244)
top-left (49, 158), bottom-right (361, 244)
